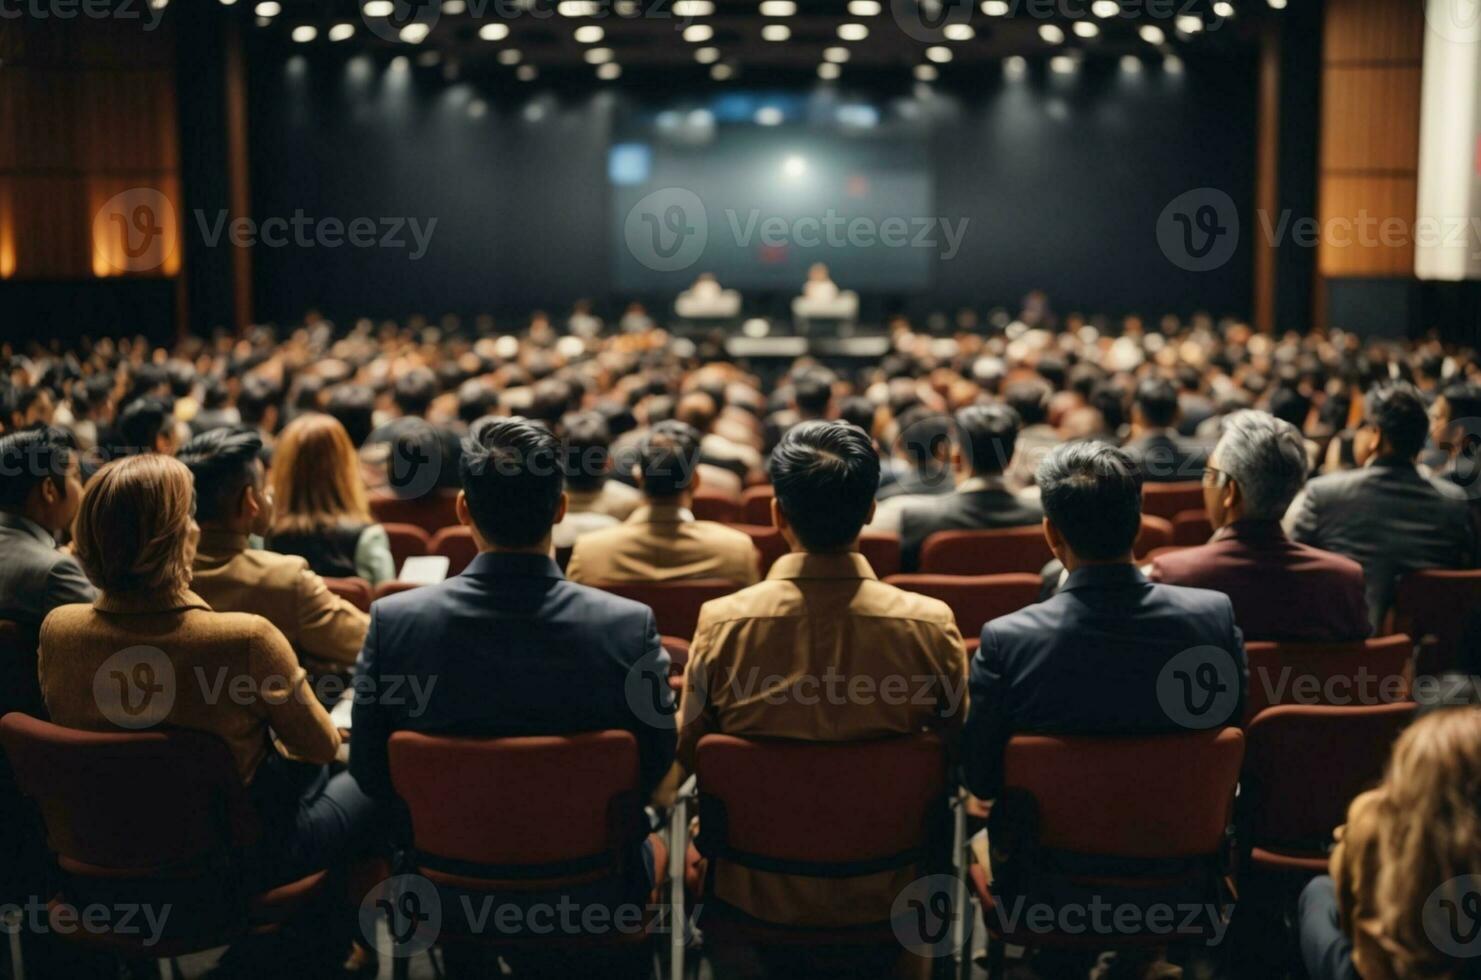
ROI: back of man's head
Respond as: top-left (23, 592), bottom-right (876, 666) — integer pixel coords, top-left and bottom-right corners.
top-left (894, 407), bottom-right (952, 474)
top-left (675, 392), bottom-right (719, 434)
top-left (326, 384), bottom-right (376, 447)
top-left (1134, 378), bottom-right (1179, 430)
top-left (1037, 442), bottom-right (1143, 562)
top-left (116, 397), bottom-right (171, 455)
top-left (955, 404), bottom-right (1021, 476)
top-left (0, 425), bottom-right (74, 513)
top-left (1005, 380), bottom-right (1052, 428)
top-left (637, 420), bottom-right (701, 499)
top-left (394, 368), bottom-right (438, 418)
top-left (179, 427), bottom-right (264, 526)
top-left (1214, 410), bottom-right (1307, 521)
top-left (1441, 382), bottom-right (1481, 431)
top-left (768, 421), bottom-right (880, 552)
top-left (562, 410), bottom-right (612, 493)
top-left (792, 370), bottom-right (834, 419)
top-left (238, 375), bottom-right (281, 430)
top-left (457, 380), bottom-right (499, 426)
top-left (1365, 381), bottom-right (1430, 460)
top-left (459, 417), bottom-right (563, 550)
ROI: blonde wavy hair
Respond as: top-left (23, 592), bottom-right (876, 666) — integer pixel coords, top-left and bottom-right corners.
top-left (74, 454), bottom-right (197, 595)
top-left (1371, 707), bottom-right (1481, 977)
top-left (269, 412), bottom-right (371, 537)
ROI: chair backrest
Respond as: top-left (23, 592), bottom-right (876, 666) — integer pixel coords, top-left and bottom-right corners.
top-left (0, 713), bottom-right (253, 872)
top-left (1133, 514), bottom-right (1175, 559)
top-left (1002, 728), bottom-right (1244, 859)
top-left (369, 490), bottom-right (460, 535)
top-left (373, 580), bottom-right (423, 603)
top-left (388, 730), bottom-right (643, 874)
top-left (1392, 569), bottom-right (1481, 672)
top-left (735, 523), bottom-right (788, 577)
top-left (596, 579), bottom-right (738, 640)
top-left (695, 734), bottom-right (947, 874)
top-left (323, 576), bottom-right (372, 612)
top-left (1242, 702), bottom-right (1413, 854)
top-left (884, 574), bottom-right (1041, 639)
top-left (1141, 482), bottom-right (1206, 521)
top-left (920, 526), bottom-right (1052, 576)
top-left (691, 489), bottom-right (740, 524)
top-left (858, 532), bottom-right (902, 579)
top-left (0, 619), bottom-right (43, 718)
top-left (740, 485), bottom-right (775, 526)
top-left (1172, 510), bottom-right (1215, 548)
top-left (1243, 634), bottom-right (1414, 721)
top-left (381, 522), bottom-right (431, 574)
top-left (429, 525), bottom-right (478, 576)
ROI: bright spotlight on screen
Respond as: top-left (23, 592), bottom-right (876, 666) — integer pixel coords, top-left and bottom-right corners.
top-left (782, 155), bottom-right (807, 178)
top-left (1139, 24), bottom-right (1165, 43)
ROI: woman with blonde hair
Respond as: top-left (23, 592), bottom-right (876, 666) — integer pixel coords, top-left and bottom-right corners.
top-left (1300, 707), bottom-right (1481, 980)
top-left (266, 412), bottom-right (395, 585)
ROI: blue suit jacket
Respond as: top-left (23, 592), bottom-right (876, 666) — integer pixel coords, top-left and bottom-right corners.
top-left (350, 552), bottom-right (675, 802)
top-left (962, 564), bottom-right (1246, 799)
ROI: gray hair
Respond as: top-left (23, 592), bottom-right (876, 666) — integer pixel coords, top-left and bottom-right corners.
top-left (1213, 409), bottom-right (1308, 520)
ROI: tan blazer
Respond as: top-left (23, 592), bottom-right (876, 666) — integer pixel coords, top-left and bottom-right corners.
top-left (564, 481), bottom-right (643, 522)
top-left (38, 590), bottom-right (340, 784)
top-left (191, 530), bottom-right (368, 670)
top-left (566, 504), bottom-right (759, 586)
top-left (674, 552), bottom-right (968, 927)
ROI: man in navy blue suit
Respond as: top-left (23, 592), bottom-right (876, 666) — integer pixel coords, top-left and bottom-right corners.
top-left (962, 442), bottom-right (1247, 800)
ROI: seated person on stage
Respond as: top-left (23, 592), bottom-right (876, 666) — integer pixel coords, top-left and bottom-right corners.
top-left (1151, 410), bottom-right (1370, 643)
top-left (892, 404), bottom-right (1044, 572)
top-left (1299, 707), bottom-right (1481, 980)
top-left (963, 442), bottom-right (1247, 801)
top-left (801, 262), bottom-right (839, 303)
top-left (567, 420), bottom-right (759, 586)
top-left (673, 421), bottom-right (967, 929)
top-left (554, 411), bottom-right (636, 551)
top-left (1121, 377), bottom-right (1210, 483)
top-left (1285, 381), bottom-right (1474, 633)
top-left (180, 428), bottom-right (369, 672)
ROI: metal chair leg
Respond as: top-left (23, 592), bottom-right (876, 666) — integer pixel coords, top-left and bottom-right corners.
top-left (668, 776), bottom-right (697, 980)
top-left (950, 790), bottom-right (971, 980)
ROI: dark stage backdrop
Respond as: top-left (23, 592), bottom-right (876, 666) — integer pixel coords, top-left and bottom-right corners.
top-left (246, 49), bottom-right (1256, 327)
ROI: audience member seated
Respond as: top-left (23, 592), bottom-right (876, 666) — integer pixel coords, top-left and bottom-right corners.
top-left (180, 428), bottom-right (369, 672)
top-left (1430, 380), bottom-right (1481, 503)
top-left (673, 420), bottom-right (967, 928)
top-left (876, 405), bottom-right (955, 501)
top-left (0, 426), bottom-right (95, 637)
top-left (266, 413), bottom-right (397, 585)
top-left (554, 410), bottom-right (637, 550)
top-left (1286, 382), bottom-right (1474, 632)
top-left (677, 390), bottom-right (763, 486)
top-left (567, 420), bottom-right (758, 586)
top-left (113, 395), bottom-right (182, 458)
top-left (889, 404), bottom-right (1044, 571)
top-left (1151, 410), bottom-right (1370, 642)
top-left (674, 272), bottom-right (742, 319)
top-left (1122, 377), bottom-right (1210, 483)
top-left (962, 442), bottom-right (1247, 799)
top-left (1004, 379), bottom-right (1058, 493)
top-left (360, 367), bottom-right (462, 496)
top-left (1299, 707), bottom-right (1481, 980)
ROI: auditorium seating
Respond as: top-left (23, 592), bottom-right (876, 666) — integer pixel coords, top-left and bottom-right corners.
top-left (740, 485), bottom-right (774, 525)
top-left (595, 579), bottom-right (738, 640)
top-left (323, 576), bottom-right (371, 613)
top-left (1141, 481), bottom-right (1206, 521)
top-left (857, 532), bottom-right (902, 579)
top-left (919, 526), bottom-right (1052, 576)
top-left (883, 573), bottom-right (1041, 639)
top-left (1133, 514), bottom-right (1176, 558)
top-left (691, 488), bottom-right (740, 524)
top-left (1242, 634), bottom-right (1413, 722)
top-left (381, 523), bottom-right (432, 576)
top-left (1173, 510), bottom-right (1215, 547)
top-left (736, 523), bottom-right (788, 577)
top-left (374, 580), bottom-right (422, 602)
top-left (1390, 568), bottom-right (1481, 673)
top-left (369, 490), bottom-right (460, 535)
top-left (429, 525), bottom-right (478, 576)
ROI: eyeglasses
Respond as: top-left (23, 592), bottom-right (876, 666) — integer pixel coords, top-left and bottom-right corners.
top-left (1201, 466), bottom-right (1229, 487)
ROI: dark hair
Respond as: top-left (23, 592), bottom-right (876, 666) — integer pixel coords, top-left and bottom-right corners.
top-left (325, 384), bottom-right (376, 447)
top-left (1365, 382), bottom-right (1430, 459)
top-left (636, 420), bottom-right (701, 498)
top-left (955, 404), bottom-right (1021, 476)
top-left (836, 396), bottom-right (876, 436)
top-left (1005, 380), bottom-right (1052, 428)
top-left (237, 375), bottom-right (281, 430)
top-left (894, 407), bottom-right (952, 472)
top-left (1037, 442), bottom-right (1143, 562)
top-left (0, 426), bottom-right (75, 511)
top-left (459, 417), bottom-right (563, 549)
top-left (178, 427), bottom-right (264, 525)
top-left (1268, 386), bottom-right (1312, 431)
top-left (768, 420), bottom-right (880, 552)
top-left (792, 369), bottom-right (834, 418)
top-left (1440, 382), bottom-right (1481, 429)
top-left (457, 380), bottom-right (499, 426)
top-left (394, 368), bottom-right (438, 418)
top-left (1134, 377), bottom-right (1179, 429)
top-left (562, 410), bottom-right (612, 493)
top-left (116, 397), bottom-right (172, 456)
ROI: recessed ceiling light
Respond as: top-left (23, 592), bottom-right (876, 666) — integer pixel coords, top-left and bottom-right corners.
top-left (710, 63), bottom-right (734, 79)
top-left (597, 61), bottom-right (622, 79)
top-left (498, 48), bottom-right (522, 64)
top-left (399, 22), bottom-right (430, 43)
top-left (1267, 0), bottom-right (1286, 9)
top-left (847, 0), bottom-right (881, 13)
top-left (943, 23), bottom-right (975, 40)
top-left (823, 46), bottom-right (851, 62)
top-left (1072, 20), bottom-right (1099, 37)
top-left (925, 45), bottom-right (952, 62)
top-left (1091, 0), bottom-right (1118, 14)
top-left (328, 22), bottom-right (354, 40)
top-left (574, 24), bottom-right (603, 42)
top-left (914, 63), bottom-right (938, 80)
top-left (254, 0), bottom-right (280, 15)
top-left (982, 0), bottom-right (1009, 13)
top-left (1139, 24), bottom-right (1165, 43)
top-left (1050, 54), bottom-right (1077, 73)
top-left (759, 0), bottom-right (795, 14)
top-left (1213, 0), bottom-right (1235, 15)
top-left (517, 63), bottom-right (537, 79)
top-left (694, 46), bottom-right (720, 63)
top-left (762, 23), bottom-right (790, 40)
top-left (291, 25), bottom-right (317, 42)
top-left (673, 0), bottom-right (714, 13)
top-left (683, 23), bottom-right (714, 41)
top-left (1038, 24), bottom-right (1064, 43)
top-left (478, 22), bottom-right (509, 40)
top-left (583, 46), bottom-right (613, 63)
top-left (219, 0), bottom-right (237, 5)
top-left (837, 22), bottom-right (869, 40)
top-left (556, 1), bottom-right (599, 14)
top-left (442, 0), bottom-right (465, 12)
top-left (1176, 13), bottom-right (1203, 31)
top-left (361, 0), bottom-right (390, 15)
top-left (818, 62), bottom-right (841, 79)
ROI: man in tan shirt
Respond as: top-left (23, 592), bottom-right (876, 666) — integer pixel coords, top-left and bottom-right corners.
top-left (674, 421), bottom-right (967, 933)
top-left (180, 428), bottom-right (368, 672)
top-left (567, 420), bottom-right (759, 586)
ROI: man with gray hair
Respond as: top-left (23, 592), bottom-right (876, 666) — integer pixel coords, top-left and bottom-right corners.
top-left (1149, 410), bottom-right (1370, 642)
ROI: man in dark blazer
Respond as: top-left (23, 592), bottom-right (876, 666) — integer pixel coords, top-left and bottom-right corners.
top-left (898, 404), bottom-right (1044, 571)
top-left (1151, 410), bottom-right (1369, 643)
top-left (1121, 377), bottom-right (1209, 484)
top-left (962, 443), bottom-right (1246, 800)
top-left (1285, 382), bottom-right (1474, 633)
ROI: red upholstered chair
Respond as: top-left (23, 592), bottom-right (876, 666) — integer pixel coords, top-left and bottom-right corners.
top-left (386, 730), bottom-right (663, 963)
top-left (323, 576), bottom-right (372, 613)
top-left (381, 523), bottom-right (431, 576)
top-left (735, 523), bottom-right (788, 577)
top-left (691, 488), bottom-right (740, 524)
top-left (920, 526), bottom-right (1052, 576)
top-left (1141, 481), bottom-right (1206, 521)
top-left (1391, 569), bottom-right (1481, 673)
top-left (1243, 634), bottom-right (1413, 722)
top-left (429, 525), bottom-right (478, 576)
top-left (1241, 702), bottom-right (1413, 876)
top-left (1133, 514), bottom-right (1175, 559)
top-left (858, 532), bottom-right (901, 579)
top-left (740, 485), bottom-right (775, 526)
top-left (1172, 510), bottom-right (1215, 548)
top-left (0, 713), bottom-right (327, 969)
top-left (884, 574), bottom-right (1041, 639)
top-left (369, 490), bottom-right (460, 535)
top-left (373, 580), bottom-right (424, 603)
top-left (596, 579), bottom-right (739, 641)
top-left (970, 728), bottom-right (1244, 970)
